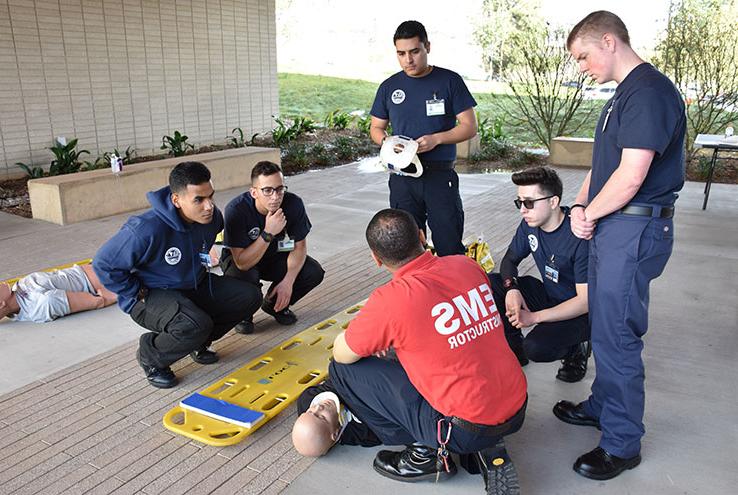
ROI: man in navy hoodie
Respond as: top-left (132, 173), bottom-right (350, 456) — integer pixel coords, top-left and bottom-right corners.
top-left (94, 162), bottom-right (261, 388)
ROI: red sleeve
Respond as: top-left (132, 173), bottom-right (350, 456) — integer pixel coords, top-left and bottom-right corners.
top-left (344, 289), bottom-right (396, 357)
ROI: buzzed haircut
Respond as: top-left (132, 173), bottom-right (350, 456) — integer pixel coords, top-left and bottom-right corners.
top-left (512, 166), bottom-right (563, 199)
top-left (393, 20), bottom-right (428, 45)
top-left (251, 160), bottom-right (282, 183)
top-left (169, 161), bottom-right (211, 193)
top-left (366, 208), bottom-right (425, 266)
top-left (567, 10), bottom-right (630, 49)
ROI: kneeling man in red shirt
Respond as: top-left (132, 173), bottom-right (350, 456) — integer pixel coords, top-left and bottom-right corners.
top-left (331, 208), bottom-right (528, 494)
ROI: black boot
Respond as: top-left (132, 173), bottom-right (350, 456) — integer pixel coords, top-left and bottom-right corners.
top-left (373, 444), bottom-right (457, 482)
top-left (556, 340), bottom-right (591, 383)
top-left (477, 440), bottom-right (520, 495)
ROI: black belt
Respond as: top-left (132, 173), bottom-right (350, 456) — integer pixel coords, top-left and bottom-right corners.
top-left (621, 205), bottom-right (674, 218)
top-left (450, 396), bottom-right (527, 437)
top-left (419, 159), bottom-right (455, 171)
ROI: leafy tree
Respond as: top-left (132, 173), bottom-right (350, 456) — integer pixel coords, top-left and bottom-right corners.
top-left (473, 0), bottom-right (544, 79)
top-left (499, 27), bottom-right (593, 150)
top-left (654, 0), bottom-right (738, 158)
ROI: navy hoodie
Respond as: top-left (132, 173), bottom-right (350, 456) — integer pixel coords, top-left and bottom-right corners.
top-left (93, 186), bottom-right (223, 313)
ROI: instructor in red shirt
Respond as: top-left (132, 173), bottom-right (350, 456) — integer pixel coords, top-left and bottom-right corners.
top-left (331, 208), bottom-right (527, 493)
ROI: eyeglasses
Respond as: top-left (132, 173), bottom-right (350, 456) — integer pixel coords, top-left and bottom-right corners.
top-left (514, 195), bottom-right (554, 209)
top-left (259, 185), bottom-right (288, 197)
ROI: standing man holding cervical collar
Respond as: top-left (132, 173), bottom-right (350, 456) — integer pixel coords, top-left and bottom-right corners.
top-left (370, 20), bottom-right (477, 256)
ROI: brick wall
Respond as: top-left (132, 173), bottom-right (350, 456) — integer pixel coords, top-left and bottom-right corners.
top-left (0, 0), bottom-right (278, 177)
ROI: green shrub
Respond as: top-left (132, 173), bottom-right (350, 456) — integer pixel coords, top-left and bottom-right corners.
top-left (281, 142), bottom-right (311, 174)
top-left (356, 114), bottom-right (371, 135)
top-left (309, 143), bottom-right (332, 167)
top-left (16, 162), bottom-right (44, 178)
top-left (49, 138), bottom-right (89, 176)
top-left (477, 111), bottom-right (507, 145)
top-left (271, 116), bottom-right (317, 146)
top-left (228, 127), bottom-right (258, 148)
top-left (331, 136), bottom-right (358, 161)
top-left (324, 109), bottom-right (354, 130)
top-left (508, 150), bottom-right (543, 169)
top-left (468, 138), bottom-right (514, 163)
top-left (161, 130), bottom-right (194, 157)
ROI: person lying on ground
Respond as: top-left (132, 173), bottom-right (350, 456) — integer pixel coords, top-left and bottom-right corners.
top-left (0, 263), bottom-right (117, 323)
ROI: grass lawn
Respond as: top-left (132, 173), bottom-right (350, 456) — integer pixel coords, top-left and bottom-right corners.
top-left (278, 72), bottom-right (601, 148)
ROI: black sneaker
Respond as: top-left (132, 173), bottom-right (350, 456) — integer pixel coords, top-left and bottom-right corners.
top-left (233, 318), bottom-right (255, 334)
top-left (190, 346), bottom-right (218, 365)
top-left (136, 349), bottom-right (177, 389)
top-left (373, 444), bottom-right (457, 482)
top-left (477, 440), bottom-right (520, 495)
top-left (556, 340), bottom-right (591, 383)
top-left (261, 304), bottom-right (297, 325)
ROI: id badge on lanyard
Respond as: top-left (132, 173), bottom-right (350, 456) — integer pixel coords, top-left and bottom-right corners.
top-left (544, 254), bottom-right (559, 283)
top-left (426, 92), bottom-right (445, 116)
top-left (199, 242), bottom-right (212, 268)
top-left (277, 233), bottom-right (295, 252)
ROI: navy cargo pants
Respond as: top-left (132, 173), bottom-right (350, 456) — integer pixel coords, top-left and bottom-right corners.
top-left (582, 213), bottom-right (674, 458)
top-left (389, 162), bottom-right (465, 256)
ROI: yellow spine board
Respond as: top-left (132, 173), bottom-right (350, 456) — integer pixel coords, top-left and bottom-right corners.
top-left (2, 259), bottom-right (93, 286)
top-left (162, 302), bottom-right (365, 446)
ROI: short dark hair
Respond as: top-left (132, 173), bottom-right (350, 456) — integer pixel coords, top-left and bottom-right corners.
top-left (511, 166), bottom-right (563, 199)
top-left (169, 161), bottom-right (211, 193)
top-left (251, 160), bottom-right (282, 183)
top-left (366, 208), bottom-right (425, 266)
top-left (567, 11), bottom-right (630, 49)
top-left (393, 20), bottom-right (428, 45)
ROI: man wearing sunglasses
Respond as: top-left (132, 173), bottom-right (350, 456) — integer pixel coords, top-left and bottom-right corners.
top-left (221, 161), bottom-right (324, 334)
top-left (489, 166), bottom-right (591, 383)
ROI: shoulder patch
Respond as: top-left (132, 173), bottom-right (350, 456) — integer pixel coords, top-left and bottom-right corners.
top-left (528, 234), bottom-right (538, 253)
top-left (248, 227), bottom-right (261, 240)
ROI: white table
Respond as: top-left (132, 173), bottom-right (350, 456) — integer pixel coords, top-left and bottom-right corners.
top-left (694, 133), bottom-right (738, 209)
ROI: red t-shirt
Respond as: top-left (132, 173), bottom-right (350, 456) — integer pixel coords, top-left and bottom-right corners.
top-left (345, 252), bottom-right (527, 425)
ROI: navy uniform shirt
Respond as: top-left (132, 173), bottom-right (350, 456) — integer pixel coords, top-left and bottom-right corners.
top-left (508, 209), bottom-right (589, 303)
top-left (590, 63), bottom-right (686, 207)
top-left (370, 66), bottom-right (476, 162)
top-left (223, 191), bottom-right (311, 264)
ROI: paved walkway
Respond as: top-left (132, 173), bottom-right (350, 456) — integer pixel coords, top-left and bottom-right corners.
top-left (0, 163), bottom-right (736, 494)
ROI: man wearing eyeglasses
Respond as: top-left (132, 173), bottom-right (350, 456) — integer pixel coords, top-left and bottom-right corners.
top-left (221, 161), bottom-right (324, 334)
top-left (488, 167), bottom-right (591, 383)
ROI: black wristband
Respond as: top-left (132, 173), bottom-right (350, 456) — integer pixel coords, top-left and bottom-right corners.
top-left (503, 277), bottom-right (519, 292)
top-left (570, 203), bottom-right (587, 211)
top-left (260, 230), bottom-right (274, 243)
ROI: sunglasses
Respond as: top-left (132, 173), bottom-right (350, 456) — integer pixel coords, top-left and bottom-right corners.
top-left (514, 195), bottom-right (554, 209)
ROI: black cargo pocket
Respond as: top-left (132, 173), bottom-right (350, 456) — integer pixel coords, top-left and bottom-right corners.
top-left (146, 298), bottom-right (180, 333)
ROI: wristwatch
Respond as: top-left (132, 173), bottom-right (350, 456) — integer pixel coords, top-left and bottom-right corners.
top-left (260, 230), bottom-right (274, 243)
top-left (503, 277), bottom-right (519, 292)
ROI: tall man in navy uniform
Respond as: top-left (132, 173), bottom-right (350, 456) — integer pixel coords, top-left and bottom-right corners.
top-left (553, 11), bottom-right (686, 480)
top-left (220, 161), bottom-right (324, 334)
top-left (370, 20), bottom-right (477, 256)
top-left (489, 166), bottom-right (591, 382)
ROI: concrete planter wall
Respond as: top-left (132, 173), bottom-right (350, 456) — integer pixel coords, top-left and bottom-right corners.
top-left (549, 137), bottom-right (594, 168)
top-left (28, 147), bottom-right (279, 225)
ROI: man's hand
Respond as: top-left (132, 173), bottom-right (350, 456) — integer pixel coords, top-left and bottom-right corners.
top-left (267, 277), bottom-right (294, 312)
top-left (264, 208), bottom-right (287, 235)
top-left (510, 308), bottom-right (538, 329)
top-left (570, 207), bottom-right (596, 240)
top-left (505, 289), bottom-right (528, 327)
top-left (416, 134), bottom-right (441, 153)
